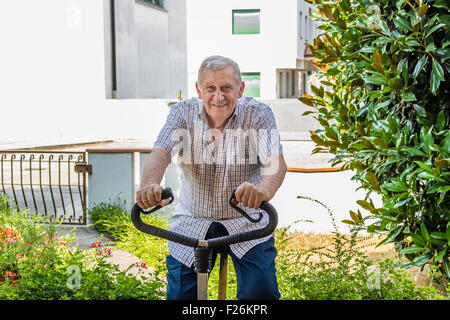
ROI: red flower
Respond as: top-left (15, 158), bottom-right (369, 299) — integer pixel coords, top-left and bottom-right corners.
top-left (135, 262), bottom-right (148, 270)
top-left (5, 270), bottom-right (17, 278)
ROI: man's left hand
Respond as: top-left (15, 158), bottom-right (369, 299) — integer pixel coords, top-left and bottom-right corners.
top-left (234, 182), bottom-right (269, 209)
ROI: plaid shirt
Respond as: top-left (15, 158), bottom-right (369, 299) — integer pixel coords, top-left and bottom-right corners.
top-left (154, 96), bottom-right (283, 267)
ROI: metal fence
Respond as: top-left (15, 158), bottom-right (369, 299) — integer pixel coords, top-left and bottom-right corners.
top-left (0, 150), bottom-right (88, 225)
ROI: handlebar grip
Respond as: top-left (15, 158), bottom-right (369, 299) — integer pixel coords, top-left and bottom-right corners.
top-left (207, 200), bottom-right (278, 248)
top-left (131, 188), bottom-right (199, 247)
top-left (228, 187), bottom-right (263, 223)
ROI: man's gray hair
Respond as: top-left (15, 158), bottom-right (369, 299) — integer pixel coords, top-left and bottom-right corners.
top-left (197, 55), bottom-right (242, 85)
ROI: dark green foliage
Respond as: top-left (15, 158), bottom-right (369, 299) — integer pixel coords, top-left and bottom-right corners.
top-left (303, 0), bottom-right (450, 278)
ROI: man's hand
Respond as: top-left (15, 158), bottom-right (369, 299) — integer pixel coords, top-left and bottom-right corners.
top-left (234, 182), bottom-right (270, 210)
top-left (136, 183), bottom-right (171, 209)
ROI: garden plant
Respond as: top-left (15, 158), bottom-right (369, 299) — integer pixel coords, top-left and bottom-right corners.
top-left (0, 196), bottom-right (165, 300)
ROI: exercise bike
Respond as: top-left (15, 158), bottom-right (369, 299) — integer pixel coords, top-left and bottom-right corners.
top-left (131, 187), bottom-right (278, 300)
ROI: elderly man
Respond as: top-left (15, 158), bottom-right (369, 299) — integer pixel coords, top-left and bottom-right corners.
top-left (136, 55), bottom-right (287, 300)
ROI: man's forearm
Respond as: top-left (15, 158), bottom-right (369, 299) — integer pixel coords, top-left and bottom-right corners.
top-left (258, 154), bottom-right (287, 201)
top-left (140, 147), bottom-right (171, 188)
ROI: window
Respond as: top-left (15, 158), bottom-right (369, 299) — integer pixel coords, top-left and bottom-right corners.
top-left (232, 9), bottom-right (260, 35)
top-left (299, 11), bottom-right (303, 39)
top-left (138, 0), bottom-right (164, 9)
top-left (241, 72), bottom-right (260, 97)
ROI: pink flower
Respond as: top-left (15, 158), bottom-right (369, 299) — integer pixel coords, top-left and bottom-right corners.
top-left (59, 241), bottom-right (68, 246)
top-left (17, 253), bottom-right (23, 260)
top-left (89, 241), bottom-right (102, 249)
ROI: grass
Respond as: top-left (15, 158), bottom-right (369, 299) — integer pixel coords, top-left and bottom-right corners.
top-left (280, 231), bottom-right (448, 293)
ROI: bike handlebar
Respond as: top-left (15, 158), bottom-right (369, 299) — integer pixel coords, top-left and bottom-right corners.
top-left (131, 187), bottom-right (278, 248)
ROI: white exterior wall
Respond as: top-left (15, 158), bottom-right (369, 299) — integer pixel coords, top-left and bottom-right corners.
top-left (186, 0), bottom-right (300, 99)
top-left (0, 0), bottom-right (170, 144)
top-left (134, 4), bottom-right (170, 98)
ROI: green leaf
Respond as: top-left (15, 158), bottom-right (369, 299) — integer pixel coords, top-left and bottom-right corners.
top-left (431, 232), bottom-right (447, 240)
top-left (418, 171), bottom-right (446, 182)
top-left (426, 23), bottom-right (446, 39)
top-left (413, 104), bottom-right (427, 117)
top-left (364, 75), bottom-right (387, 85)
top-left (403, 147), bottom-right (426, 157)
top-left (414, 161), bottom-right (433, 173)
top-left (435, 248), bottom-right (447, 261)
top-left (411, 233), bottom-right (426, 247)
top-left (420, 222), bottom-right (431, 244)
top-left (383, 182), bottom-right (408, 192)
top-left (436, 110), bottom-right (446, 131)
top-left (432, 58), bottom-right (445, 81)
top-left (443, 257), bottom-right (450, 278)
top-left (357, 200), bottom-right (374, 211)
top-left (393, 15), bottom-right (413, 32)
top-left (412, 55), bottom-right (428, 79)
top-left (430, 59), bottom-right (444, 95)
top-left (412, 254), bottom-right (432, 266)
top-left (402, 92), bottom-right (417, 102)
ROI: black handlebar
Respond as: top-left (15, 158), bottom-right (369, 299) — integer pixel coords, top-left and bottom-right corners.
top-left (131, 187), bottom-right (278, 248)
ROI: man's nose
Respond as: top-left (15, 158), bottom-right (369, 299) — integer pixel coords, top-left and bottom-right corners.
top-left (213, 89), bottom-right (224, 101)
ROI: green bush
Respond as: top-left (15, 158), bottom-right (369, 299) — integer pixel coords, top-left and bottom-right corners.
top-left (89, 198), bottom-right (170, 275)
top-left (0, 196), bottom-right (165, 300)
top-left (302, 0), bottom-right (450, 279)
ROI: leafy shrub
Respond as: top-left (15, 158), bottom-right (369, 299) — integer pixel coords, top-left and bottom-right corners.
top-left (0, 196), bottom-right (165, 300)
top-left (89, 198), bottom-right (170, 275)
top-left (302, 0), bottom-right (450, 279)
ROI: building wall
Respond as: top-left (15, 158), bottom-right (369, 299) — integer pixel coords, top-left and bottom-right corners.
top-left (186, 0), bottom-right (300, 99)
top-left (185, 0), bottom-right (319, 100)
top-left (0, 0), bottom-right (171, 144)
top-left (104, 0), bottom-right (187, 99)
top-left (134, 3), bottom-right (170, 98)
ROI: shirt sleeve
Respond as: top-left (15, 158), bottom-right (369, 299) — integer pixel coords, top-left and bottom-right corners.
top-left (153, 102), bottom-right (186, 159)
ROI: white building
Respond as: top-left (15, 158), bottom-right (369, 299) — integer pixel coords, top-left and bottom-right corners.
top-left (185, 0), bottom-right (320, 99)
top-left (103, 0), bottom-right (188, 99)
top-left (102, 0), bottom-right (321, 100)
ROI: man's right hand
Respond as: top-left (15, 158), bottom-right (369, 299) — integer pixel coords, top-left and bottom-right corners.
top-left (136, 183), bottom-right (171, 209)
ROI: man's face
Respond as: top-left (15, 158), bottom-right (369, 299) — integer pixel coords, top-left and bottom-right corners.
top-left (196, 66), bottom-right (245, 128)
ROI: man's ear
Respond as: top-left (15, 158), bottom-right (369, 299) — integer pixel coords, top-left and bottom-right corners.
top-left (195, 82), bottom-right (202, 99)
top-left (239, 81), bottom-right (245, 98)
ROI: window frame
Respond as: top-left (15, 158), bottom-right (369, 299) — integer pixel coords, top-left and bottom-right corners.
top-left (241, 72), bottom-right (261, 98)
top-left (232, 9), bottom-right (261, 35)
